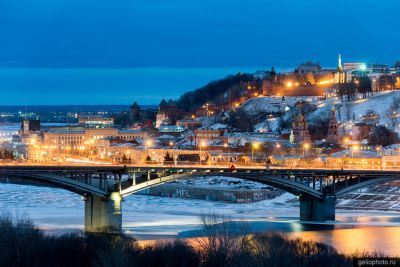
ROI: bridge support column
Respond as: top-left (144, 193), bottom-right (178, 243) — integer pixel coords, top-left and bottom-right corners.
top-left (299, 195), bottom-right (335, 221)
top-left (84, 192), bottom-right (122, 233)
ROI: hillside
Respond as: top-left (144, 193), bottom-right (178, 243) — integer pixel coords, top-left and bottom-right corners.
top-left (245, 91), bottom-right (400, 134)
top-left (176, 73), bottom-right (255, 112)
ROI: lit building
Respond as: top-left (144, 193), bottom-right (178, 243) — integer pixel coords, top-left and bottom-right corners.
top-left (326, 150), bottom-right (381, 169)
top-left (20, 119), bottom-right (40, 135)
top-left (78, 115), bottom-right (114, 127)
top-left (155, 112), bottom-right (170, 128)
top-left (295, 61), bottom-right (321, 74)
top-left (208, 152), bottom-right (243, 163)
top-left (156, 99), bottom-right (183, 126)
top-left (176, 119), bottom-right (202, 129)
top-left (41, 128), bottom-right (147, 159)
top-left (334, 54), bottom-right (345, 84)
top-left (343, 62), bottom-right (367, 72)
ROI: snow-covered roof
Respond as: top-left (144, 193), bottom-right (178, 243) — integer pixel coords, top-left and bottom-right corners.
top-left (112, 143), bottom-right (138, 148)
top-left (156, 134), bottom-right (176, 140)
top-left (198, 123), bottom-right (228, 130)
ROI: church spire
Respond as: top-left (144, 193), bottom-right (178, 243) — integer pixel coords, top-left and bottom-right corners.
top-left (337, 54), bottom-right (343, 72)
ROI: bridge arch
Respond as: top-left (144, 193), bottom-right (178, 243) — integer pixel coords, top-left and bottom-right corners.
top-left (120, 171), bottom-right (323, 199)
top-left (0, 173), bottom-right (109, 197)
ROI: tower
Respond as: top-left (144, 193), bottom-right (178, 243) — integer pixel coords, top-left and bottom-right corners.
top-left (291, 112), bottom-right (311, 144)
top-left (130, 102), bottom-right (140, 123)
top-left (326, 107), bottom-right (339, 143)
top-left (335, 54), bottom-right (345, 84)
top-left (338, 54), bottom-right (343, 73)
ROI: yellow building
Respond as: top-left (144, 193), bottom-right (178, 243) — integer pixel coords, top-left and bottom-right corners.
top-left (326, 150), bottom-right (381, 169)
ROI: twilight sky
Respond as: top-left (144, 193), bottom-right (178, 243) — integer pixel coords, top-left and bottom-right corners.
top-left (0, 0), bottom-right (399, 104)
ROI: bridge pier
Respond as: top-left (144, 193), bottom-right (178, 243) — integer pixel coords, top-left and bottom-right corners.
top-left (84, 192), bottom-right (122, 233)
top-left (299, 195), bottom-right (336, 221)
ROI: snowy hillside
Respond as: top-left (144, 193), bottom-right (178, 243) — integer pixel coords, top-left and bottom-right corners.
top-left (308, 91), bottom-right (400, 125)
top-left (241, 96), bottom-right (322, 115)
top-left (247, 91), bottom-right (400, 133)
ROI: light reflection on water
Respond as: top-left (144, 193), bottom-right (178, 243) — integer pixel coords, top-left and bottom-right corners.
top-left (287, 226), bottom-right (400, 255)
top-left (1, 183), bottom-right (400, 255)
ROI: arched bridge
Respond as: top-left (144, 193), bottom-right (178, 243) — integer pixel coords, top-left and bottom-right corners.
top-left (0, 166), bottom-right (398, 233)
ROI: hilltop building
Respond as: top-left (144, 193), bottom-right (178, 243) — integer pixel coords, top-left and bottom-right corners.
top-left (129, 102), bottom-right (157, 124)
top-left (335, 54), bottom-right (345, 84)
top-left (295, 61), bottom-right (321, 74)
top-left (155, 99), bottom-right (183, 127)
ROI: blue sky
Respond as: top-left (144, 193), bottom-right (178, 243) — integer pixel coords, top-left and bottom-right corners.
top-left (0, 0), bottom-right (399, 104)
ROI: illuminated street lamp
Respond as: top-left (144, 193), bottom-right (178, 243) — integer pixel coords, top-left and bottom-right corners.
top-left (224, 142), bottom-right (231, 163)
top-left (351, 145), bottom-right (359, 159)
top-left (303, 143), bottom-right (310, 158)
top-left (199, 140), bottom-right (207, 165)
top-left (252, 142), bottom-right (260, 164)
top-left (276, 143), bottom-right (283, 164)
top-left (145, 139), bottom-right (153, 159)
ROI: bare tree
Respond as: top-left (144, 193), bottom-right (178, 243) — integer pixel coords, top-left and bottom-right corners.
top-left (344, 102), bottom-right (352, 121)
top-left (384, 96), bottom-right (400, 129)
top-left (196, 214), bottom-right (250, 267)
top-left (362, 109), bottom-right (380, 126)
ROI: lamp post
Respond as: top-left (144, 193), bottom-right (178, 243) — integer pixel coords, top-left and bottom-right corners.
top-left (376, 146), bottom-right (382, 170)
top-left (169, 141), bottom-right (175, 166)
top-left (199, 140), bottom-right (206, 165)
top-left (145, 140), bottom-right (152, 163)
top-left (252, 142), bottom-right (259, 165)
top-left (303, 143), bottom-right (310, 166)
top-left (224, 142), bottom-right (230, 166)
top-left (351, 145), bottom-right (359, 169)
top-left (276, 143), bottom-right (282, 166)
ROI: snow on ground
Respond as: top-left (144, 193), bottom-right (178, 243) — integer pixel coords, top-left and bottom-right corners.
top-left (308, 91), bottom-right (400, 126)
top-left (170, 176), bottom-right (277, 190)
top-left (241, 96), bottom-right (322, 115)
top-left (247, 91), bottom-right (400, 133)
top-left (337, 181), bottom-right (400, 210)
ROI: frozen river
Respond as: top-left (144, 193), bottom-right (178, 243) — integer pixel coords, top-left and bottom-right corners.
top-left (1, 183), bottom-right (400, 255)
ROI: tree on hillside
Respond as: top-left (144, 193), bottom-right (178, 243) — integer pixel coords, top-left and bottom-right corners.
top-left (227, 109), bottom-right (255, 132)
top-left (394, 61), bottom-right (400, 69)
top-left (384, 96), bottom-right (400, 129)
top-left (309, 118), bottom-right (330, 140)
top-left (356, 76), bottom-right (373, 98)
top-left (337, 83), bottom-right (356, 101)
top-left (343, 102), bottom-right (353, 121)
top-left (362, 109), bottom-right (380, 126)
top-left (176, 73), bottom-right (254, 112)
top-left (368, 126), bottom-right (398, 146)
